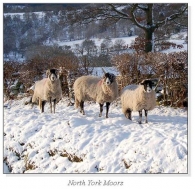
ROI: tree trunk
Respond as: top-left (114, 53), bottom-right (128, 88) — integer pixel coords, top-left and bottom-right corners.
top-left (145, 29), bottom-right (153, 53)
top-left (145, 4), bottom-right (154, 53)
top-left (130, 4), bottom-right (156, 53)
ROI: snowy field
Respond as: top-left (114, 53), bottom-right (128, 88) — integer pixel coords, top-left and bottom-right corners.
top-left (57, 36), bottom-right (138, 48)
top-left (3, 97), bottom-right (187, 174)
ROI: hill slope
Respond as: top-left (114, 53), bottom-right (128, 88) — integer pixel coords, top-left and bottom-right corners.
top-left (4, 97), bottom-right (187, 173)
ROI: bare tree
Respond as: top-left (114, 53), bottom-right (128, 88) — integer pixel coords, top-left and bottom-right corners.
top-left (114, 39), bottom-right (125, 54)
top-left (65, 3), bottom-right (187, 52)
top-left (82, 39), bottom-right (95, 55)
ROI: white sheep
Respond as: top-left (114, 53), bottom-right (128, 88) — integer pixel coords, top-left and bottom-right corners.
top-left (121, 79), bottom-right (156, 124)
top-left (32, 69), bottom-right (62, 113)
top-left (73, 71), bottom-right (118, 118)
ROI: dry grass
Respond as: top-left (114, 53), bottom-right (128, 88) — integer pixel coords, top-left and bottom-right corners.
top-left (48, 149), bottom-right (84, 163)
top-left (24, 154), bottom-right (36, 172)
top-left (60, 150), bottom-right (83, 163)
top-left (122, 159), bottom-right (132, 169)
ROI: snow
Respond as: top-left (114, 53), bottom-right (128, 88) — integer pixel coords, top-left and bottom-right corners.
top-left (4, 12), bottom-right (46, 19)
top-left (161, 39), bottom-right (187, 53)
top-left (92, 67), bottom-right (119, 76)
top-left (54, 33), bottom-right (187, 55)
top-left (56, 36), bottom-right (137, 48)
top-left (4, 97), bottom-right (187, 174)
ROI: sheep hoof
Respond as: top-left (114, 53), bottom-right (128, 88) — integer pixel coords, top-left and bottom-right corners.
top-left (126, 116), bottom-right (131, 120)
top-left (80, 110), bottom-right (85, 115)
top-left (138, 121), bottom-right (142, 124)
top-left (145, 120), bottom-right (148, 123)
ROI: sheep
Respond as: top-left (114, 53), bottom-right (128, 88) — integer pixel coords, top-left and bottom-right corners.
top-left (121, 79), bottom-right (156, 124)
top-left (73, 70), bottom-right (118, 118)
top-left (32, 69), bottom-right (62, 113)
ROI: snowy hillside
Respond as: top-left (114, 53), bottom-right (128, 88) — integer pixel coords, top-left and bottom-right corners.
top-left (4, 11), bottom-right (46, 19)
top-left (55, 34), bottom-right (187, 54)
top-left (4, 97), bottom-right (187, 173)
top-left (56, 36), bottom-right (137, 48)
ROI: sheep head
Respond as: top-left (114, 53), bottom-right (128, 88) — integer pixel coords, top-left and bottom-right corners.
top-left (46, 69), bottom-right (60, 82)
top-left (103, 72), bottom-right (116, 86)
top-left (140, 79), bottom-right (153, 93)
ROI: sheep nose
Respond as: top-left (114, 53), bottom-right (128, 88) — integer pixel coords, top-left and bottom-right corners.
top-left (106, 78), bottom-right (110, 85)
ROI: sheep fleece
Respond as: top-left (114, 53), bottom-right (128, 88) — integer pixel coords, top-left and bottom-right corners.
top-left (121, 85), bottom-right (156, 113)
top-left (32, 78), bottom-right (62, 102)
top-left (73, 75), bottom-right (118, 107)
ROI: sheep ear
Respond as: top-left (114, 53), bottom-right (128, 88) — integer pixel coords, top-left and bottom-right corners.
top-left (55, 70), bottom-right (60, 78)
top-left (46, 70), bottom-right (50, 78)
top-left (102, 68), bottom-right (106, 74)
top-left (111, 73), bottom-right (116, 80)
top-left (140, 81), bottom-right (145, 85)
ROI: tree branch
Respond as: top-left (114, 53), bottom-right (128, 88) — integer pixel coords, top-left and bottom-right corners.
top-left (137, 4), bottom-right (148, 11)
top-left (108, 4), bottom-right (130, 18)
top-left (156, 5), bottom-right (188, 28)
top-left (129, 4), bottom-right (147, 30)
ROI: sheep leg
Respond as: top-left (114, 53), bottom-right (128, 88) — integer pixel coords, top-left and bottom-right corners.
top-left (39, 98), bottom-right (45, 113)
top-left (53, 99), bottom-right (56, 114)
top-left (144, 109), bottom-right (148, 123)
top-left (31, 101), bottom-right (34, 109)
top-left (125, 109), bottom-right (132, 120)
top-left (74, 98), bottom-right (79, 108)
top-left (38, 98), bottom-right (42, 111)
top-left (41, 101), bottom-right (46, 113)
top-left (99, 103), bottom-right (104, 117)
top-left (106, 102), bottom-right (110, 118)
top-left (138, 110), bottom-right (142, 124)
top-left (50, 97), bottom-right (52, 113)
top-left (80, 100), bottom-right (85, 115)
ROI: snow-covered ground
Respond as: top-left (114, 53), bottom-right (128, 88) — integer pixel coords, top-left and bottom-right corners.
top-left (3, 97), bottom-right (187, 174)
top-left (57, 36), bottom-right (138, 48)
top-left (4, 11), bottom-right (46, 19)
top-left (161, 32), bottom-right (187, 53)
top-left (56, 35), bottom-right (187, 54)
top-left (92, 67), bottom-right (119, 77)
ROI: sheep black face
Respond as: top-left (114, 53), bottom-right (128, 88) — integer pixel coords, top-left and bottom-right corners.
top-left (140, 79), bottom-right (153, 93)
top-left (46, 69), bottom-right (59, 82)
top-left (103, 73), bottom-right (115, 86)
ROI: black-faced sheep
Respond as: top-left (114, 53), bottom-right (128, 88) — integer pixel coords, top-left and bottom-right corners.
top-left (32, 69), bottom-right (62, 113)
top-left (121, 79), bottom-right (156, 124)
top-left (73, 72), bottom-right (118, 118)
